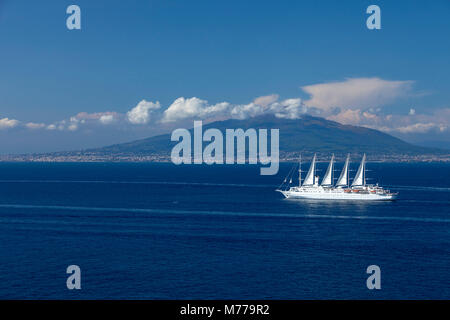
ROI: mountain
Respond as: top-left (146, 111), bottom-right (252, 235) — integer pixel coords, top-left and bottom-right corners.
top-left (81, 115), bottom-right (442, 159)
top-left (406, 139), bottom-right (450, 150)
top-left (5, 115), bottom-right (445, 162)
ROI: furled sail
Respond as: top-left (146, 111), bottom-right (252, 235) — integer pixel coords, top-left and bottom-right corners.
top-left (321, 154), bottom-right (334, 186)
top-left (352, 153), bottom-right (366, 186)
top-left (336, 154), bottom-right (350, 187)
top-left (302, 154), bottom-right (316, 186)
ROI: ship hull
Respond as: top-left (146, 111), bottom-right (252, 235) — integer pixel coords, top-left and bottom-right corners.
top-left (279, 190), bottom-right (397, 201)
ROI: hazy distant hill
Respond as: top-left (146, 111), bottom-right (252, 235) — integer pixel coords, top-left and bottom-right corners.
top-left (83, 115), bottom-right (440, 158)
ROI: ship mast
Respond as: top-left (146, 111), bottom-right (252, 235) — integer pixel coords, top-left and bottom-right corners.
top-left (347, 156), bottom-right (349, 187)
top-left (347, 154), bottom-right (350, 187)
top-left (363, 155), bottom-right (366, 186)
top-left (298, 155), bottom-right (302, 186)
top-left (314, 156), bottom-right (316, 185)
top-left (331, 153), bottom-right (334, 186)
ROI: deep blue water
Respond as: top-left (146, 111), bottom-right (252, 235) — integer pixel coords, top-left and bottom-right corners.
top-left (0, 162), bottom-right (449, 299)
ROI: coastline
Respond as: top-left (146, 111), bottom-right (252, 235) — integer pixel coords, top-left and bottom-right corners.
top-left (1, 153), bottom-right (449, 163)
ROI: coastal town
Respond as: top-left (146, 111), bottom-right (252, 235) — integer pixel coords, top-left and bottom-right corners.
top-left (2, 151), bottom-right (449, 163)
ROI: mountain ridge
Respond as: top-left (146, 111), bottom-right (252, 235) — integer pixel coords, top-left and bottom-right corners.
top-left (84, 115), bottom-right (442, 158)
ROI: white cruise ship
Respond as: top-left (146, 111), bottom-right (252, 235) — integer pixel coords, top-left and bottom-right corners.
top-left (277, 154), bottom-right (398, 201)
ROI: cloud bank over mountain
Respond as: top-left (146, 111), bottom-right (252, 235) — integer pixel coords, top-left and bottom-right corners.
top-left (1, 78), bottom-right (448, 149)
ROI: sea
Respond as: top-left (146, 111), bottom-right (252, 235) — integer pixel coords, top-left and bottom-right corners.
top-left (0, 162), bottom-right (448, 299)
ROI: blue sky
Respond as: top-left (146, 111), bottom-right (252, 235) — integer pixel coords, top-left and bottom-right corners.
top-left (0, 0), bottom-right (449, 153)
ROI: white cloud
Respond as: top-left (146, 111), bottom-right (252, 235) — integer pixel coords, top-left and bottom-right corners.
top-left (66, 117), bottom-right (80, 131)
top-left (162, 97), bottom-right (230, 123)
top-left (161, 95), bottom-right (305, 122)
top-left (230, 102), bottom-right (264, 119)
top-left (127, 100), bottom-right (161, 124)
top-left (302, 77), bottom-right (414, 111)
top-left (327, 109), bottom-right (365, 125)
top-left (67, 123), bottom-right (78, 131)
top-left (44, 118), bottom-right (79, 131)
top-left (253, 94), bottom-right (279, 107)
top-left (73, 112), bottom-right (95, 120)
top-left (0, 118), bottom-right (19, 130)
top-left (230, 96), bottom-right (305, 120)
top-left (297, 77), bottom-right (450, 137)
top-left (271, 98), bottom-right (305, 119)
top-left (74, 111), bottom-right (120, 123)
top-left (327, 106), bottom-right (450, 136)
top-left (26, 122), bottom-right (46, 129)
top-left (392, 122), bottom-right (447, 134)
top-left (99, 114), bottom-right (116, 124)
